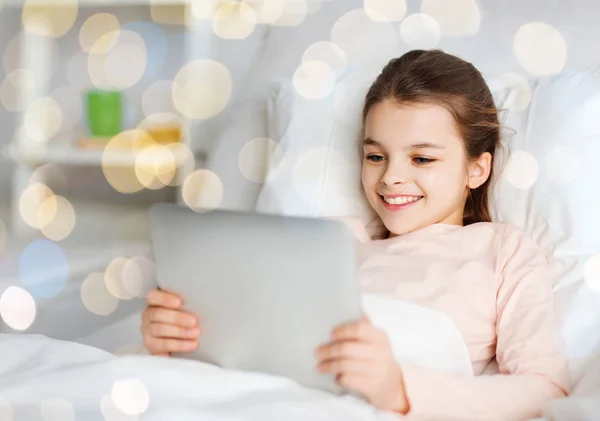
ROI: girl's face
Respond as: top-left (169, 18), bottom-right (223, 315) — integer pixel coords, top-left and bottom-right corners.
top-left (361, 100), bottom-right (491, 237)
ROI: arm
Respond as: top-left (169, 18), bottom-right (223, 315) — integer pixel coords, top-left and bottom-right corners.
top-left (399, 224), bottom-right (571, 421)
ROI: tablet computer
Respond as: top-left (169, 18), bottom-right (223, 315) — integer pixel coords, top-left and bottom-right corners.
top-left (148, 203), bottom-right (362, 394)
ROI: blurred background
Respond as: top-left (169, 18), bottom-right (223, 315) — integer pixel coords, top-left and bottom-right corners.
top-left (1, 0), bottom-right (599, 370)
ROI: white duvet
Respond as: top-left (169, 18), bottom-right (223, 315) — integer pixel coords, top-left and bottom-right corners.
top-left (0, 334), bottom-right (399, 421)
top-left (0, 295), bottom-right (598, 421)
top-left (0, 295), bottom-right (472, 421)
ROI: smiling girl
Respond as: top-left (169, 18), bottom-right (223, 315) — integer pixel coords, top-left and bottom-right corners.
top-left (141, 49), bottom-right (570, 421)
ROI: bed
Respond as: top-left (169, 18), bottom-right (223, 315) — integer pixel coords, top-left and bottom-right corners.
top-left (2, 0), bottom-right (600, 420)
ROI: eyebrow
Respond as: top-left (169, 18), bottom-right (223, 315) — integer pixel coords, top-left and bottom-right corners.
top-left (362, 138), bottom-right (445, 150)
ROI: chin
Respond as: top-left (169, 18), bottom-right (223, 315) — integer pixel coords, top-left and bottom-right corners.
top-left (381, 219), bottom-right (424, 236)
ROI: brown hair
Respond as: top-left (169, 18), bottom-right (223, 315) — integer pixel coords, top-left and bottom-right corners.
top-left (362, 49), bottom-right (502, 226)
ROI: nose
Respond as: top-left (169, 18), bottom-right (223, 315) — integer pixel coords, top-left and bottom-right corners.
top-left (380, 160), bottom-right (409, 187)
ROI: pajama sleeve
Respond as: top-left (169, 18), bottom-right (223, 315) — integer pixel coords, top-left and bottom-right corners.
top-left (398, 224), bottom-right (571, 421)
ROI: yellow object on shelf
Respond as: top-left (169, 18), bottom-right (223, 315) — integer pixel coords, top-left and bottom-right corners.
top-left (77, 124), bottom-right (182, 150)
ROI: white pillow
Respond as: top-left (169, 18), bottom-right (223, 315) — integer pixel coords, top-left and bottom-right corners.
top-left (255, 70), bottom-right (383, 235)
top-left (255, 66), bottom-right (600, 386)
top-left (489, 66), bottom-right (600, 384)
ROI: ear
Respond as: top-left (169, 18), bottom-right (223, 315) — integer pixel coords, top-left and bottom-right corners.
top-left (467, 152), bottom-right (492, 189)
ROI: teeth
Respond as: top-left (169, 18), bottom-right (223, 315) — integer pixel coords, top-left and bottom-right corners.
top-left (383, 196), bottom-right (421, 205)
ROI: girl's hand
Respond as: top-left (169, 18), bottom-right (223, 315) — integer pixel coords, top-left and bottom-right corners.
top-left (140, 289), bottom-right (201, 356)
top-left (314, 316), bottom-right (409, 414)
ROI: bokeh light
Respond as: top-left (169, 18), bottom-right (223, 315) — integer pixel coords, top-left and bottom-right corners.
top-left (292, 60), bottom-right (336, 100)
top-left (243, 0), bottom-right (285, 24)
top-left (399, 13), bottom-right (441, 49)
top-left (121, 256), bottom-right (156, 299)
top-left (172, 59), bottom-right (233, 120)
top-left (213, 2), bottom-right (257, 39)
top-left (545, 145), bottom-right (580, 185)
top-left (4, 32), bottom-right (60, 85)
top-left (584, 255), bottom-right (600, 292)
top-left (102, 130), bottom-right (156, 194)
top-left (238, 138), bottom-right (283, 183)
top-left (30, 164), bottom-right (69, 197)
top-left (190, 0), bottom-right (220, 20)
top-left (134, 145), bottom-right (178, 190)
top-left (23, 97), bottom-right (63, 142)
top-left (89, 30), bottom-right (147, 90)
top-left (182, 169), bottom-right (224, 212)
top-left (100, 394), bottom-right (137, 421)
top-left (271, 0), bottom-right (308, 26)
top-left (496, 72), bottom-right (532, 111)
top-left (111, 379), bottom-right (149, 416)
top-left (502, 150), bottom-right (539, 190)
top-left (122, 21), bottom-right (167, 79)
top-left (81, 272), bottom-right (119, 316)
top-left (105, 258), bottom-right (136, 301)
top-left (0, 69), bottom-right (37, 112)
top-left (79, 13), bottom-right (120, 54)
top-left (19, 183), bottom-right (55, 229)
top-left (141, 81), bottom-right (175, 117)
top-left (302, 41), bottom-right (347, 75)
top-left (39, 196), bottom-right (76, 242)
top-left (36, 193), bottom-right (58, 230)
top-left (331, 8), bottom-right (398, 68)
top-left (363, 0), bottom-right (406, 22)
top-left (41, 399), bottom-right (75, 421)
top-left (50, 86), bottom-right (82, 132)
top-left (138, 112), bottom-right (189, 141)
top-left (136, 113), bottom-right (191, 188)
top-left (420, 0), bottom-right (480, 36)
top-left (514, 22), bottom-right (567, 76)
top-left (150, 2), bottom-right (187, 26)
top-left (19, 239), bottom-right (69, 299)
top-left (22, 0), bottom-right (78, 38)
top-left (0, 286), bottom-right (36, 331)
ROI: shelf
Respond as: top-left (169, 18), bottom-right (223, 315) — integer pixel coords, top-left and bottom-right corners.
top-left (3, 143), bottom-right (194, 167)
top-left (2, 0), bottom-right (190, 7)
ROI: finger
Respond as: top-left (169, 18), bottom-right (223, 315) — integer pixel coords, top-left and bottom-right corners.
top-left (330, 320), bottom-right (381, 342)
top-left (147, 289), bottom-right (183, 309)
top-left (146, 307), bottom-right (198, 328)
top-left (153, 352), bottom-right (171, 357)
top-left (145, 337), bottom-right (197, 354)
top-left (316, 357), bottom-right (373, 376)
top-left (315, 340), bottom-right (376, 363)
top-left (149, 323), bottom-right (201, 340)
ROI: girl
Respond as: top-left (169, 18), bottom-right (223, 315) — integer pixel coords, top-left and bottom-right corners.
top-left (140, 50), bottom-right (570, 420)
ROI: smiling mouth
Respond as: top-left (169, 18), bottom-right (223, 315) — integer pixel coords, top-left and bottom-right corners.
top-left (379, 194), bottom-right (423, 208)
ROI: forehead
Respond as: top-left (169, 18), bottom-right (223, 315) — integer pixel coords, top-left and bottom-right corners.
top-left (364, 100), bottom-right (463, 149)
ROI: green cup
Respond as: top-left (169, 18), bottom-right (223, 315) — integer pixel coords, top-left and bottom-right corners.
top-left (86, 89), bottom-right (123, 138)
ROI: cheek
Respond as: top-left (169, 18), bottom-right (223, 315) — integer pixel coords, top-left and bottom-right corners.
top-left (361, 165), bottom-right (380, 188)
top-left (419, 164), bottom-right (467, 195)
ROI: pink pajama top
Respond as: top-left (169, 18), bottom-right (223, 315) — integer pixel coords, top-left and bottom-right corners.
top-left (353, 221), bottom-right (570, 421)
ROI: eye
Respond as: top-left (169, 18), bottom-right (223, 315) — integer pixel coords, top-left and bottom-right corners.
top-left (366, 154), bottom-right (386, 162)
top-left (413, 157), bottom-right (435, 165)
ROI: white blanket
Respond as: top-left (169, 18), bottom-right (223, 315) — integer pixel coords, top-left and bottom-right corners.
top-left (0, 334), bottom-right (400, 421)
top-left (0, 295), bottom-right (474, 420)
